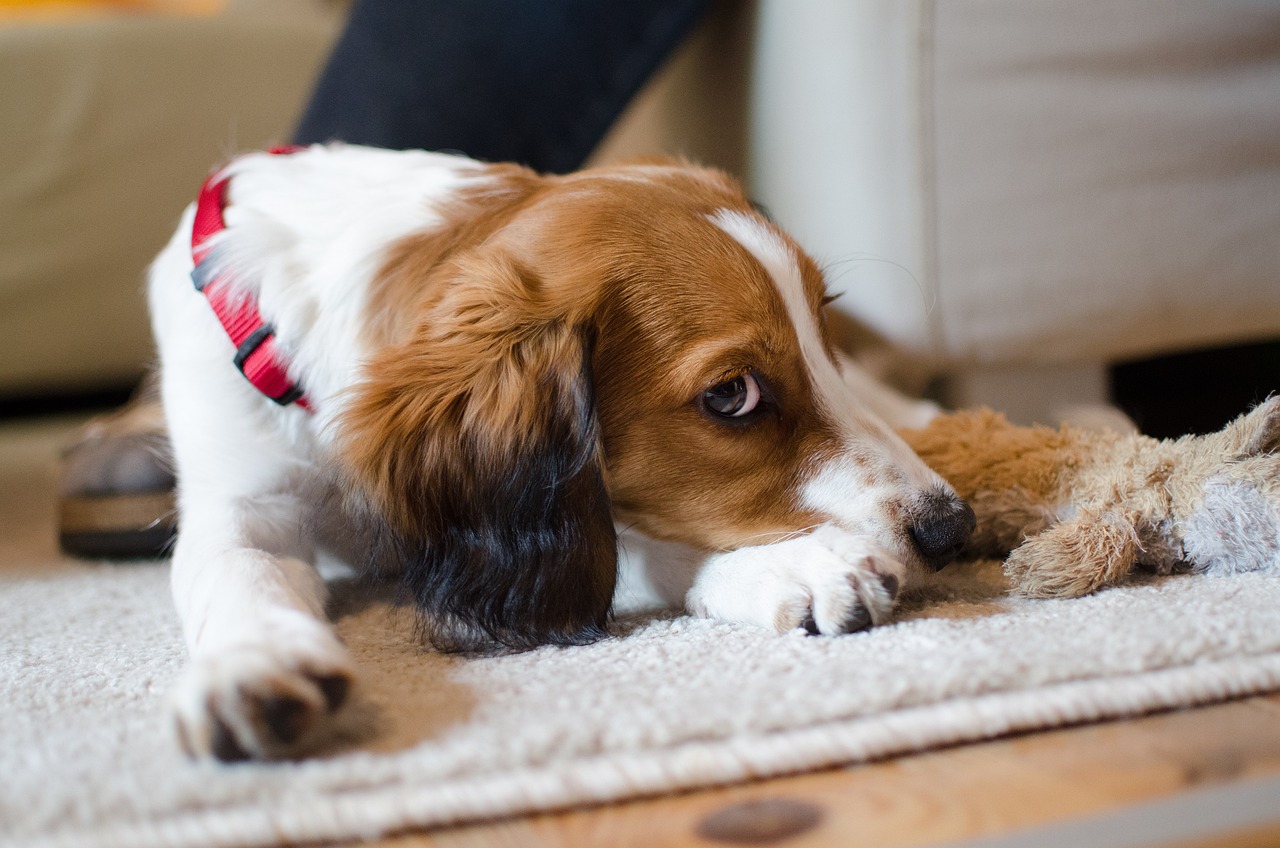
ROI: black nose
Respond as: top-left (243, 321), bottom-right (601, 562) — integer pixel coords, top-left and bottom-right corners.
top-left (909, 491), bottom-right (976, 570)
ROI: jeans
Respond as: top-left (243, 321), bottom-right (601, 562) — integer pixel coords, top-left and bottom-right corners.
top-left (294, 0), bottom-right (712, 173)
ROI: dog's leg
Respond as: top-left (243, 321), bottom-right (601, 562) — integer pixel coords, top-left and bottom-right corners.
top-left (613, 528), bottom-right (708, 612)
top-left (161, 376), bottom-right (355, 761)
top-left (684, 525), bottom-right (906, 635)
top-left (168, 499), bottom-right (355, 761)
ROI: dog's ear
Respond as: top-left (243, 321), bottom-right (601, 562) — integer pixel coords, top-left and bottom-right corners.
top-left (339, 253), bottom-right (616, 651)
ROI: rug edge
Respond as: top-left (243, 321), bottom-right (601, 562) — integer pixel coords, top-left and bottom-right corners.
top-left (31, 651), bottom-right (1280, 848)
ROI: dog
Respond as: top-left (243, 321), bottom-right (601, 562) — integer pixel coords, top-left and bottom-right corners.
top-left (148, 144), bottom-right (974, 760)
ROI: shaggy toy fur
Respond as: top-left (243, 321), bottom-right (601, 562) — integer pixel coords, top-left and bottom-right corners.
top-left (900, 397), bottom-right (1280, 597)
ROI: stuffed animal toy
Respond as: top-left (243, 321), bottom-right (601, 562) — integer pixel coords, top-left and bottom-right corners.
top-left (899, 397), bottom-right (1280, 597)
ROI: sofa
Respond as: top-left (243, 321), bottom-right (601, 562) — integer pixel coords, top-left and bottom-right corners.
top-left (5, 0), bottom-right (1278, 427)
top-left (0, 0), bottom-right (342, 396)
top-left (595, 0), bottom-right (1280, 424)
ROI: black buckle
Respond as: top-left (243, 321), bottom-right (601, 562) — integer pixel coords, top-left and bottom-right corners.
top-left (269, 384), bottom-right (306, 407)
top-left (190, 260), bottom-right (216, 292)
top-left (232, 325), bottom-right (304, 406)
top-left (233, 325), bottom-right (275, 372)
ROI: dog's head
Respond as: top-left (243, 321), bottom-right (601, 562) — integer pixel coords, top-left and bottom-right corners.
top-left (339, 160), bottom-right (970, 649)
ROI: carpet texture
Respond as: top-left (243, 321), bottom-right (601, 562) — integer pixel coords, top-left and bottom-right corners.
top-left (4, 417), bottom-right (1280, 848)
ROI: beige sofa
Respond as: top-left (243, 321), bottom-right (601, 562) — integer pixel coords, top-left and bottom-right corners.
top-left (597, 0), bottom-right (1280, 423)
top-left (6, 0), bottom-right (1278, 426)
top-left (0, 0), bottom-right (341, 395)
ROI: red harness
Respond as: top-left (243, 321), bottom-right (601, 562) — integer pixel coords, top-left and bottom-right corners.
top-left (189, 146), bottom-right (312, 411)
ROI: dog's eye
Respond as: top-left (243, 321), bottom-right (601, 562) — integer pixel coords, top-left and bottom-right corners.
top-left (702, 373), bottom-right (762, 419)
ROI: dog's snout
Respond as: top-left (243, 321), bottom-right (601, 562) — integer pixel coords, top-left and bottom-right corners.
top-left (909, 490), bottom-right (976, 570)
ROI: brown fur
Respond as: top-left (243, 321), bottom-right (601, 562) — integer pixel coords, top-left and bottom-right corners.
top-left (341, 161), bottom-right (842, 556)
top-left (900, 399), bottom-right (1280, 597)
top-left (365, 163), bottom-right (546, 350)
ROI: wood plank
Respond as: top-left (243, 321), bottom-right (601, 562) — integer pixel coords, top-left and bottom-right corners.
top-left (1169, 823), bottom-right (1280, 848)
top-left (366, 694), bottom-right (1280, 848)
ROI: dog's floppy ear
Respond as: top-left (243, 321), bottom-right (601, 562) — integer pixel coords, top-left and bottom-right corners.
top-left (339, 252), bottom-right (616, 651)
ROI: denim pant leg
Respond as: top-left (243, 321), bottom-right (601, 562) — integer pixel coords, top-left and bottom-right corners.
top-left (293, 0), bottom-right (712, 173)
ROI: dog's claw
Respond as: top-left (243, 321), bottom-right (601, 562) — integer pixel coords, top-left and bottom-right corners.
top-left (263, 695), bottom-right (312, 747)
top-left (210, 713), bottom-right (251, 762)
top-left (170, 629), bottom-right (356, 761)
top-left (879, 573), bottom-right (900, 600)
top-left (317, 674), bottom-right (351, 713)
top-left (840, 604), bottom-right (873, 633)
top-left (689, 526), bottom-right (908, 637)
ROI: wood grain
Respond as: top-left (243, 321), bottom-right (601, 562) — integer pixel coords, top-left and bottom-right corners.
top-left (363, 695), bottom-right (1280, 848)
top-left (1169, 823), bottom-right (1280, 848)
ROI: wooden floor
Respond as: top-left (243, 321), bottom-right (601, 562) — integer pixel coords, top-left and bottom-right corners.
top-left (364, 694), bottom-right (1280, 848)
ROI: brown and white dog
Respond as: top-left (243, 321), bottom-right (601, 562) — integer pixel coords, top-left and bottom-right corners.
top-left (149, 144), bottom-right (974, 760)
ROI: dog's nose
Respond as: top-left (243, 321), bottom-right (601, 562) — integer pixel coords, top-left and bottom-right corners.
top-left (909, 490), bottom-right (976, 570)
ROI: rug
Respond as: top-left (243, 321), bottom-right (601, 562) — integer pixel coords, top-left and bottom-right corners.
top-left (3, 416), bottom-right (1280, 848)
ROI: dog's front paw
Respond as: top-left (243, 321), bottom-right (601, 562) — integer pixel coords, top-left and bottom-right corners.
top-left (686, 526), bottom-right (905, 635)
top-left (170, 620), bottom-right (356, 761)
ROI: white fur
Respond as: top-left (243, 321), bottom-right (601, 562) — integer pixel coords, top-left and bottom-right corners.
top-left (708, 210), bottom-right (942, 500)
top-left (152, 146), bottom-right (949, 759)
top-left (208, 145), bottom-right (482, 430)
top-left (685, 526), bottom-right (906, 634)
top-left (684, 210), bottom-right (949, 634)
top-left (150, 146), bottom-right (483, 758)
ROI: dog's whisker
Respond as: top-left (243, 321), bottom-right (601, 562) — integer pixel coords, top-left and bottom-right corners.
top-left (821, 253), bottom-right (935, 316)
top-left (722, 524), bottom-right (826, 548)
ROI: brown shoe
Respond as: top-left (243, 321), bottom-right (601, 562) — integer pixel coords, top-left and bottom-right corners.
top-left (58, 377), bottom-right (176, 559)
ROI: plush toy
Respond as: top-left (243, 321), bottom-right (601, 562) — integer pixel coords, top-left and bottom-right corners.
top-left (899, 396), bottom-right (1280, 597)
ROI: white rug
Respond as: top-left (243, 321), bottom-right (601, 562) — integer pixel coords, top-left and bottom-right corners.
top-left (4, 417), bottom-right (1280, 848)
